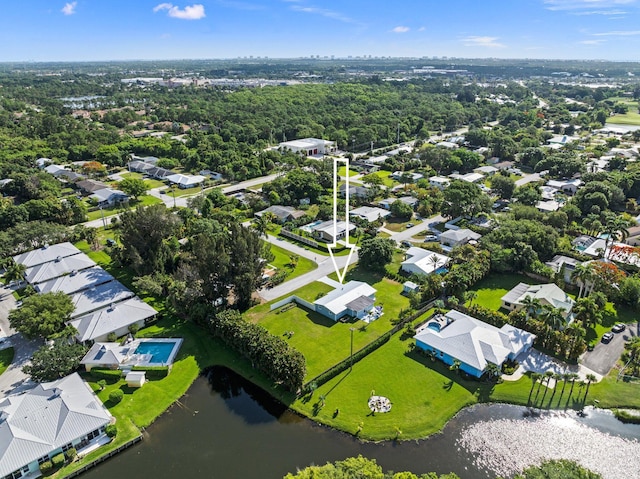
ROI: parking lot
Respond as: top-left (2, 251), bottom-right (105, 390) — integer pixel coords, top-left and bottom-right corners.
top-left (581, 324), bottom-right (638, 376)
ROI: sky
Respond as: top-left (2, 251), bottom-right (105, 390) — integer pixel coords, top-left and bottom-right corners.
top-left (3, 0), bottom-right (640, 62)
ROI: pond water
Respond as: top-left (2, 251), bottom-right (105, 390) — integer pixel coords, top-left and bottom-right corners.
top-left (84, 367), bottom-right (640, 479)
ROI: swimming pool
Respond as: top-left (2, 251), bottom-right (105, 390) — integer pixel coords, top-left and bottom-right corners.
top-left (134, 340), bottom-right (181, 364)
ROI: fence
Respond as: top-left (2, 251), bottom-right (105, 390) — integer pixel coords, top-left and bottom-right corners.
top-left (280, 229), bottom-right (321, 249)
top-left (270, 295), bottom-right (316, 312)
top-left (300, 300), bottom-right (435, 394)
top-left (63, 435), bottom-right (143, 478)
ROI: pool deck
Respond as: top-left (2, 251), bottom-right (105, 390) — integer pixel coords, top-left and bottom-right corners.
top-left (80, 338), bottom-right (184, 372)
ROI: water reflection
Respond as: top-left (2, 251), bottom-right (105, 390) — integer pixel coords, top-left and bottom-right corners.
top-left (83, 367), bottom-right (640, 479)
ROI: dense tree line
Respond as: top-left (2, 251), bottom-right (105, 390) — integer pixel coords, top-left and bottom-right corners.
top-left (209, 310), bottom-right (306, 392)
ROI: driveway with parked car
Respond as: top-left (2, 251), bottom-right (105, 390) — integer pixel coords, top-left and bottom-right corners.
top-left (581, 323), bottom-right (637, 376)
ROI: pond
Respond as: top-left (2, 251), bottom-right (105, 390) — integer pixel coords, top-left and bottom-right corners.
top-left (83, 367), bottom-right (640, 479)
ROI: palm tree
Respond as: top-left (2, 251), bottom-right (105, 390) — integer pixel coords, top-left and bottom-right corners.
top-left (603, 214), bottom-right (631, 260)
top-left (464, 291), bottom-right (477, 307)
top-left (253, 215), bottom-right (269, 238)
top-left (567, 373), bottom-right (580, 407)
top-left (484, 362), bottom-right (501, 380)
top-left (583, 373), bottom-right (597, 402)
top-left (528, 372), bottom-right (542, 405)
top-left (573, 297), bottom-right (601, 329)
top-left (572, 262), bottom-right (594, 299)
top-left (541, 306), bottom-right (566, 331)
top-left (4, 260), bottom-right (26, 285)
top-left (427, 254), bottom-right (444, 273)
top-left (449, 358), bottom-right (461, 375)
top-left (520, 295), bottom-right (542, 320)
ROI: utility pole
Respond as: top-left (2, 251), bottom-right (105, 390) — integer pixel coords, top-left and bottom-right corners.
top-left (350, 327), bottom-right (356, 370)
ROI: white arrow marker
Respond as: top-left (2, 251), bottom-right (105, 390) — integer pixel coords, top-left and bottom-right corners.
top-left (328, 156), bottom-right (356, 283)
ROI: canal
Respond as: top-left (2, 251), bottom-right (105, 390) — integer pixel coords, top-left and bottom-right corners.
top-left (84, 367), bottom-right (640, 479)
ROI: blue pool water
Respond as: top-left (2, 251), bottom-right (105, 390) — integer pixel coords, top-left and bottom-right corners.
top-left (134, 342), bottom-right (176, 363)
top-left (435, 267), bottom-right (449, 274)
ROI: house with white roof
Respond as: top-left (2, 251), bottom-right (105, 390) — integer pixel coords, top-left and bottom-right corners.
top-left (473, 165), bottom-right (498, 176)
top-left (255, 205), bottom-right (306, 223)
top-left (501, 282), bottom-right (575, 320)
top-left (339, 183), bottom-right (371, 199)
top-left (414, 309), bottom-right (535, 378)
top-left (401, 248), bottom-right (450, 276)
top-left (24, 253), bottom-right (97, 285)
top-left (439, 228), bottom-right (481, 248)
top-left (89, 188), bottom-right (129, 207)
top-left (349, 206), bottom-right (391, 223)
top-left (70, 297), bottom-right (158, 342)
top-left (69, 281), bottom-right (134, 319)
top-left (449, 172), bottom-right (484, 184)
top-left (545, 255), bottom-right (581, 284)
top-left (429, 176), bottom-right (451, 190)
top-left (378, 196), bottom-right (418, 210)
top-left (391, 171), bottom-right (423, 182)
top-left (536, 200), bottom-right (562, 212)
top-left (314, 281), bottom-right (377, 321)
top-left (0, 373), bottom-right (113, 479)
top-left (14, 242), bottom-right (82, 269)
top-left (166, 173), bottom-right (206, 189)
top-left (546, 179), bottom-right (582, 195)
top-left (44, 164), bottom-right (66, 176)
top-left (35, 266), bottom-right (114, 295)
top-left (278, 138), bottom-right (335, 156)
top-left (310, 220), bottom-right (355, 243)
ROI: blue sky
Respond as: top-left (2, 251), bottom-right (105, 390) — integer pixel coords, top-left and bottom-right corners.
top-left (3, 0), bottom-right (640, 61)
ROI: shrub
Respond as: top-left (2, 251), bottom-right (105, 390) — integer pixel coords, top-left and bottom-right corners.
top-left (51, 453), bottom-right (65, 467)
top-left (108, 389), bottom-right (124, 404)
top-left (97, 379), bottom-right (106, 391)
top-left (105, 424), bottom-right (118, 438)
top-left (128, 323), bottom-right (140, 335)
top-left (40, 461), bottom-right (53, 473)
top-left (107, 332), bottom-right (117, 342)
top-left (66, 448), bottom-right (77, 461)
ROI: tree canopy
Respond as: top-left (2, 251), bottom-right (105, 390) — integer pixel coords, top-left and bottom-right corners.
top-left (8, 292), bottom-right (75, 340)
top-left (23, 340), bottom-right (88, 382)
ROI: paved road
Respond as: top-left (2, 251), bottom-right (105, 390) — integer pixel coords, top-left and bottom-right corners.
top-left (0, 285), bottom-right (40, 398)
top-left (82, 173), bottom-right (281, 228)
top-left (389, 214), bottom-right (445, 243)
top-left (515, 173), bottom-right (542, 187)
top-left (259, 250), bottom-right (358, 302)
top-left (581, 325), bottom-right (637, 376)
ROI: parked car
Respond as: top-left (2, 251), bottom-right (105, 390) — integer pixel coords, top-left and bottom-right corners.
top-left (601, 332), bottom-right (614, 343)
top-left (405, 223), bottom-right (415, 228)
top-left (423, 235), bottom-right (438, 242)
top-left (401, 241), bottom-right (412, 248)
top-left (15, 300), bottom-right (23, 308)
top-left (612, 323), bottom-right (626, 333)
top-left (106, 238), bottom-right (116, 247)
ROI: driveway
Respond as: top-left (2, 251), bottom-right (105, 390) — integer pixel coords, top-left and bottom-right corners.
top-left (390, 214), bottom-right (445, 243)
top-left (0, 285), bottom-right (40, 397)
top-left (581, 325), bottom-right (637, 376)
top-left (507, 348), bottom-right (602, 383)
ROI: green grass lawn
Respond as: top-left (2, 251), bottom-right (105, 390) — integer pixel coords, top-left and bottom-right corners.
top-left (119, 171), bottom-right (166, 189)
top-left (470, 273), bottom-right (545, 310)
top-left (338, 166), bottom-right (359, 177)
top-left (85, 196), bottom-right (162, 221)
top-left (608, 110), bottom-right (640, 126)
top-left (375, 170), bottom-right (397, 188)
top-left (384, 217), bottom-right (415, 232)
top-left (0, 348), bottom-right (14, 376)
top-left (267, 243), bottom-right (317, 281)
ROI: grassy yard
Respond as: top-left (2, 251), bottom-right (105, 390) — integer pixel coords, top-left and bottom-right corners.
top-left (267, 243), bottom-right (317, 281)
top-left (85, 195), bottom-right (162, 221)
top-left (375, 170), bottom-right (397, 188)
top-left (608, 101), bottom-right (640, 126)
top-left (338, 166), bottom-right (359, 177)
top-left (119, 171), bottom-right (166, 189)
top-left (0, 348), bottom-right (14, 376)
top-left (383, 217), bottom-right (415, 232)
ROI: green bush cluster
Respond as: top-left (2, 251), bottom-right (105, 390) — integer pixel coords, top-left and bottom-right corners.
top-left (108, 389), bottom-right (124, 404)
top-left (39, 461), bottom-right (53, 473)
top-left (131, 365), bottom-right (169, 380)
top-left (209, 309), bottom-right (306, 392)
top-left (614, 409), bottom-right (640, 424)
top-left (51, 453), bottom-right (65, 467)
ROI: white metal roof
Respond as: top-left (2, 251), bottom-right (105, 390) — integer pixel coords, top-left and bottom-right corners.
top-left (0, 373), bottom-right (112, 477)
top-left (14, 242), bottom-right (82, 269)
top-left (314, 281), bottom-right (376, 315)
top-left (69, 280), bottom-right (134, 319)
top-left (401, 248), bottom-right (450, 276)
top-left (70, 297), bottom-right (157, 342)
top-left (35, 266), bottom-right (114, 295)
top-left (24, 253), bottom-right (97, 285)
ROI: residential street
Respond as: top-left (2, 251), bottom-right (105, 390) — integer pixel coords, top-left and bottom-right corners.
top-left (0, 285), bottom-right (40, 398)
top-left (390, 214), bottom-right (445, 243)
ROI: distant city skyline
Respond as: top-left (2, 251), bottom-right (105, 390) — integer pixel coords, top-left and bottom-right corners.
top-left (3, 0), bottom-right (640, 62)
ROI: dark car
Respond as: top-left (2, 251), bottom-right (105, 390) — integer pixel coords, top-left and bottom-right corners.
top-left (601, 332), bottom-right (614, 343)
top-left (612, 323), bottom-right (626, 333)
top-left (106, 238), bottom-right (116, 247)
top-left (401, 240), bottom-right (412, 248)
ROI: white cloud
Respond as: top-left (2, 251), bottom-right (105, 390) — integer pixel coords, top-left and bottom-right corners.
top-left (462, 36), bottom-right (505, 48)
top-left (593, 30), bottom-right (640, 36)
top-left (290, 4), bottom-right (353, 23)
top-left (418, 26), bottom-right (426, 32)
top-left (61, 1), bottom-right (77, 15)
top-left (572, 9), bottom-right (627, 15)
top-left (543, 0), bottom-right (636, 11)
top-left (579, 39), bottom-right (606, 44)
top-left (153, 3), bottom-right (206, 20)
top-left (392, 26), bottom-right (410, 33)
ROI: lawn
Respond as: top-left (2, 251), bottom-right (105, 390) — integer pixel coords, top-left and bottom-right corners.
top-left (247, 267), bottom-right (410, 379)
top-left (0, 348), bottom-right (14, 376)
top-left (267, 243), bottom-right (317, 281)
top-left (85, 195), bottom-right (162, 221)
top-left (469, 273), bottom-right (545, 310)
top-left (338, 166), bottom-right (359, 177)
top-left (375, 170), bottom-right (397, 188)
top-left (608, 109), bottom-right (640, 126)
top-left (384, 217), bottom-right (415, 232)
top-left (119, 171), bottom-right (166, 189)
